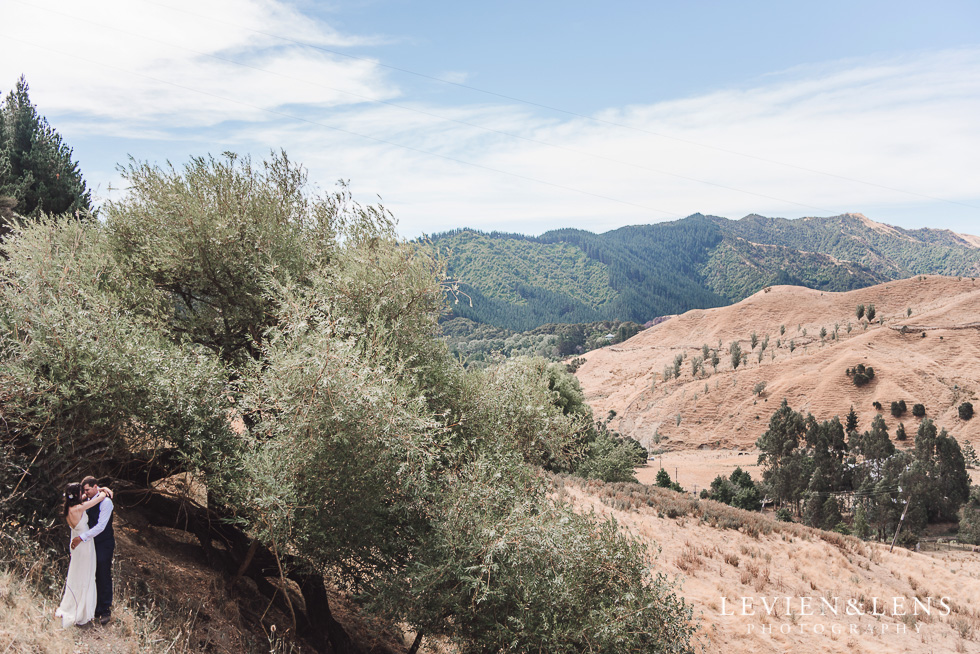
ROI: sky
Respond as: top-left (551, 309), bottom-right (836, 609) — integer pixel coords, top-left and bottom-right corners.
top-left (2, 0), bottom-right (980, 238)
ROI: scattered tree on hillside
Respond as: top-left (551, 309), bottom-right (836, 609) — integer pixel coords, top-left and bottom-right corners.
top-left (856, 305), bottom-right (865, 320)
top-left (867, 304), bottom-right (876, 322)
top-left (896, 422), bottom-right (907, 441)
top-left (912, 403), bottom-right (926, 418)
top-left (750, 331), bottom-right (758, 349)
top-left (847, 363), bottom-right (875, 387)
top-left (960, 402), bottom-right (974, 420)
top-left (730, 341), bottom-right (742, 370)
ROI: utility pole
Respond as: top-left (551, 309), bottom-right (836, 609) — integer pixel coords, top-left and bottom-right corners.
top-left (890, 492), bottom-right (911, 553)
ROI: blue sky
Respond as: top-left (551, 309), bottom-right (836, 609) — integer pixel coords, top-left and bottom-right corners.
top-left (3, 0), bottom-right (980, 237)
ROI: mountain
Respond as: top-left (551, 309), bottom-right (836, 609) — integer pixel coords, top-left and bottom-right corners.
top-left (431, 213), bottom-right (980, 331)
top-left (574, 275), bottom-right (980, 451)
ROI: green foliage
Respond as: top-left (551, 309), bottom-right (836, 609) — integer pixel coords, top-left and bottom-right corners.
top-left (960, 402), bottom-right (974, 420)
top-left (866, 304), bottom-right (877, 322)
top-left (373, 455), bottom-right (697, 653)
top-left (433, 218), bottom-right (729, 330)
top-left (718, 213), bottom-right (980, 279)
top-left (575, 422), bottom-right (646, 483)
top-left (656, 468), bottom-right (674, 489)
top-left (698, 235), bottom-right (886, 302)
top-left (852, 504), bottom-right (869, 539)
top-left (856, 304), bottom-right (865, 320)
top-left (890, 400), bottom-right (907, 417)
top-left (775, 507), bottom-right (793, 522)
top-left (432, 208), bottom-right (980, 332)
top-left (912, 403), bottom-right (926, 417)
top-left (960, 487), bottom-right (980, 545)
top-left (846, 363), bottom-right (875, 387)
top-left (1, 152), bottom-right (697, 653)
top-left (0, 76), bottom-right (91, 222)
top-left (708, 468), bottom-right (762, 511)
top-left (896, 422), bottom-right (907, 441)
top-left (729, 341), bottom-right (742, 370)
top-left (845, 406), bottom-right (859, 434)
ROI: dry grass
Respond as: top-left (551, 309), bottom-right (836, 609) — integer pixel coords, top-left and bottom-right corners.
top-left (576, 275), bottom-right (980, 457)
top-left (561, 474), bottom-right (980, 654)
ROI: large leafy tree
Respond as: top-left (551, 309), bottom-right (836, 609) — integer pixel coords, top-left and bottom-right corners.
top-left (0, 76), bottom-right (91, 225)
top-left (2, 152), bottom-right (696, 653)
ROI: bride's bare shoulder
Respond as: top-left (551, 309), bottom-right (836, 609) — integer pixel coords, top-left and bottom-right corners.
top-left (66, 505), bottom-right (85, 529)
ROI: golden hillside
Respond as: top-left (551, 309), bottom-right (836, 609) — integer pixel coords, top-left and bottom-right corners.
top-left (576, 275), bottom-right (980, 452)
top-left (561, 477), bottom-right (980, 654)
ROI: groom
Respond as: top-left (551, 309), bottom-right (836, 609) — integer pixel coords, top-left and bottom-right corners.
top-left (71, 475), bottom-right (115, 625)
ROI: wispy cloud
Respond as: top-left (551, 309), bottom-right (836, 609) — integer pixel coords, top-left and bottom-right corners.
top-left (2, 1), bottom-right (979, 237)
top-left (2, 0), bottom-right (398, 127)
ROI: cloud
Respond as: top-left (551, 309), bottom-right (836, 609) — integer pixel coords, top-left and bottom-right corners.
top-left (3, 2), bottom-right (979, 237)
top-left (1, 0), bottom-right (398, 127)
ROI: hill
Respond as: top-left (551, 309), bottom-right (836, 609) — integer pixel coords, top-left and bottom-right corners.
top-left (432, 214), bottom-right (980, 331)
top-left (561, 476), bottom-right (980, 654)
top-left (574, 275), bottom-right (980, 452)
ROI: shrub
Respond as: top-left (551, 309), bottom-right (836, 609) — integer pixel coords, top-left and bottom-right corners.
top-left (890, 400), bottom-right (907, 417)
top-left (912, 403), bottom-right (926, 418)
top-left (960, 402), bottom-right (974, 420)
top-left (896, 423), bottom-right (907, 441)
top-left (856, 304), bottom-right (865, 320)
top-left (848, 363), bottom-right (875, 387)
top-left (775, 508), bottom-right (793, 522)
top-left (867, 304), bottom-right (876, 321)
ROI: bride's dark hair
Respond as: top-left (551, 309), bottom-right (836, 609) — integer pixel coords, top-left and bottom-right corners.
top-left (63, 482), bottom-right (83, 517)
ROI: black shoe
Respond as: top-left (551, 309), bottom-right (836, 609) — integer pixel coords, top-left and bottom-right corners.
top-left (100, 613), bottom-right (111, 625)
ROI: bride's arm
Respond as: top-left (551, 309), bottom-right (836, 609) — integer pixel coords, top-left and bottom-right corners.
top-left (78, 490), bottom-right (107, 511)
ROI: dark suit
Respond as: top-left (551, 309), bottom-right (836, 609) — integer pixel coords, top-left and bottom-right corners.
top-left (86, 501), bottom-right (114, 617)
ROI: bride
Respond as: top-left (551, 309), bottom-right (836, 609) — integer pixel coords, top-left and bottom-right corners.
top-left (55, 481), bottom-right (111, 628)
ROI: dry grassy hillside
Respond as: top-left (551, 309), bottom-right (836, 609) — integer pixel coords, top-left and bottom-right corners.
top-left (560, 476), bottom-right (980, 654)
top-left (576, 275), bottom-right (980, 452)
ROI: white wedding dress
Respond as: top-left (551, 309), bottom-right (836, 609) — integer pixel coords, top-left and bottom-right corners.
top-left (55, 513), bottom-right (97, 628)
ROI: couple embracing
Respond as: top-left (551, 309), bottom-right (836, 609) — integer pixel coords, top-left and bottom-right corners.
top-left (55, 475), bottom-right (116, 628)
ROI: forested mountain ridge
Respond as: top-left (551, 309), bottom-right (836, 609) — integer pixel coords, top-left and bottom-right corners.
top-left (712, 212), bottom-right (980, 277)
top-left (431, 213), bottom-right (980, 331)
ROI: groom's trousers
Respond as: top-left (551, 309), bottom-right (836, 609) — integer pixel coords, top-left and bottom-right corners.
top-left (94, 543), bottom-right (114, 616)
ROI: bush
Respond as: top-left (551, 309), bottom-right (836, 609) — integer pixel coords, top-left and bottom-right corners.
top-left (960, 402), bottom-right (974, 420)
top-left (896, 423), bottom-right (907, 441)
top-left (912, 403), bottom-right (926, 417)
top-left (775, 507), bottom-right (793, 522)
top-left (847, 363), bottom-right (875, 387)
top-left (890, 400), bottom-right (907, 417)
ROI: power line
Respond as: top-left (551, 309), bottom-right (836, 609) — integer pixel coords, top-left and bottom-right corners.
top-left (9, 0), bottom-right (835, 214)
top-left (134, 0), bottom-right (980, 211)
top-left (2, 33), bottom-right (682, 217)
